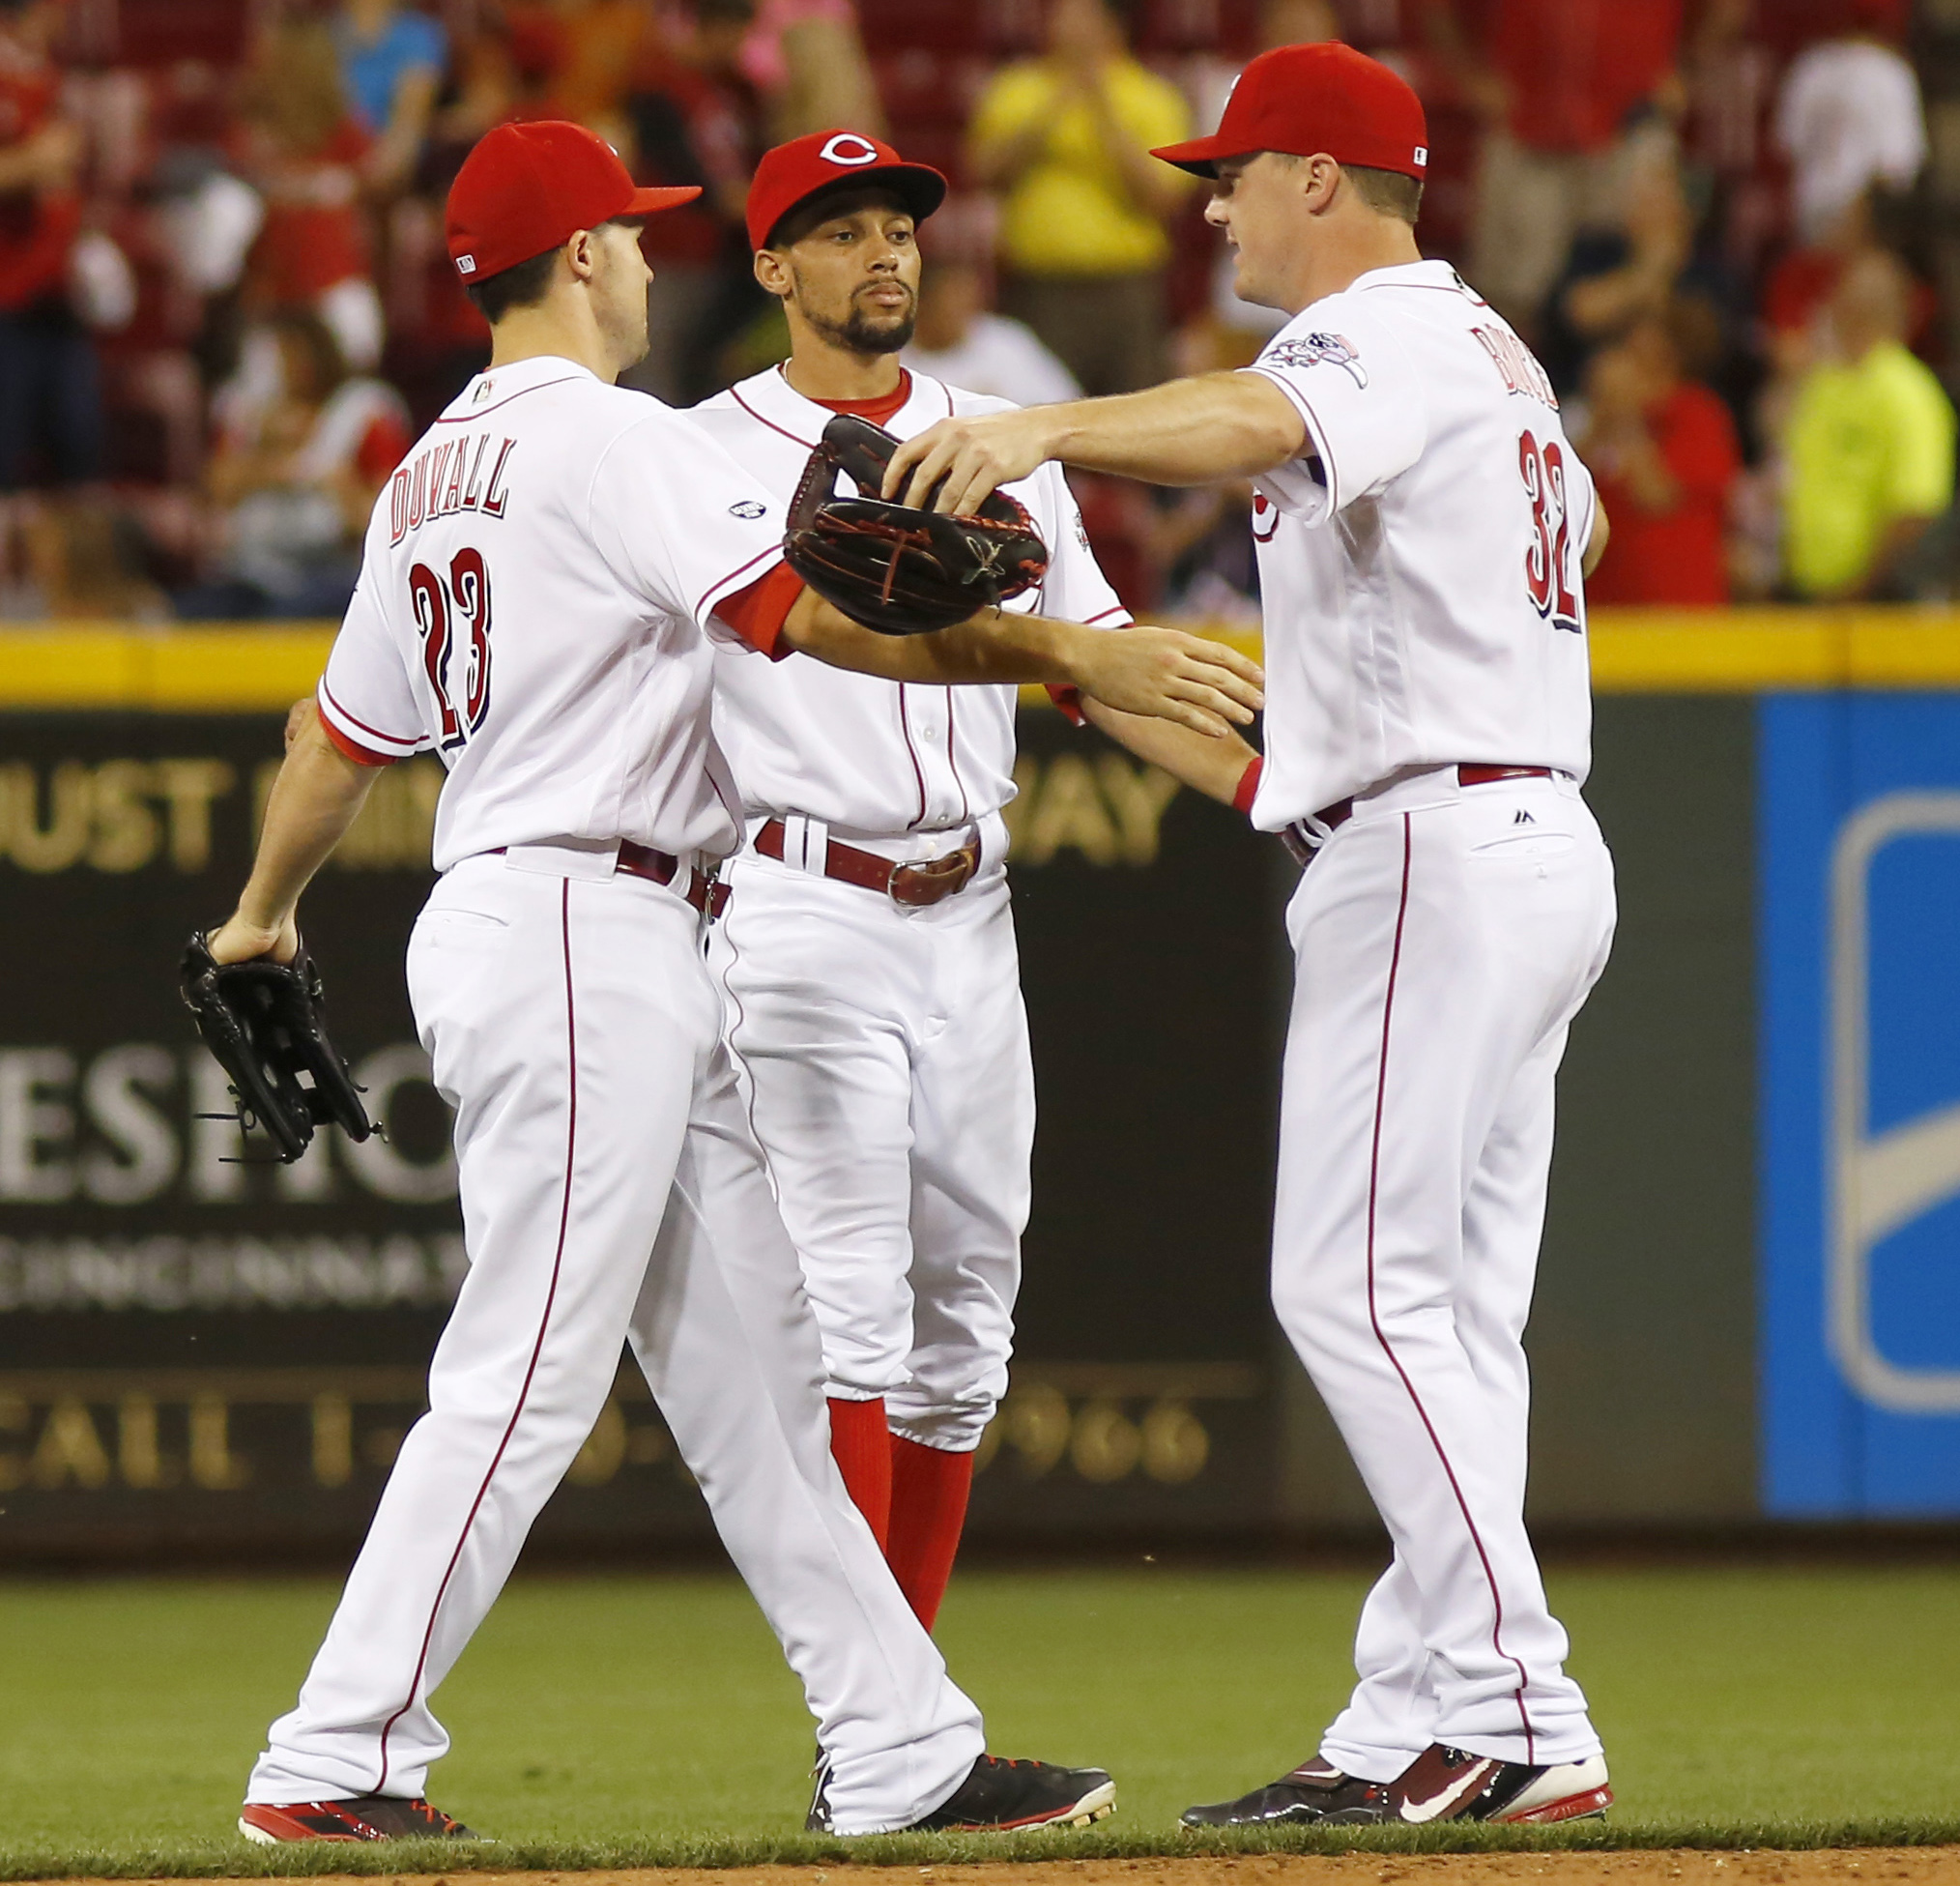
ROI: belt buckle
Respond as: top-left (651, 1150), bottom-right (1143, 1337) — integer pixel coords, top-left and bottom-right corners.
top-left (889, 847), bottom-right (974, 909)
top-left (702, 863), bottom-right (729, 920)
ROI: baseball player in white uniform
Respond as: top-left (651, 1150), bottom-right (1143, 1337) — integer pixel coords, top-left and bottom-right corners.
top-left (207, 119), bottom-right (1262, 1844)
top-left (884, 43), bottom-right (1619, 1828)
top-left (687, 131), bottom-right (1262, 1632)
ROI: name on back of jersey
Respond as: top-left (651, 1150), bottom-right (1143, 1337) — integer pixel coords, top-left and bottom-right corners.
top-left (389, 433), bottom-right (517, 547)
top-left (1471, 326), bottom-right (1558, 410)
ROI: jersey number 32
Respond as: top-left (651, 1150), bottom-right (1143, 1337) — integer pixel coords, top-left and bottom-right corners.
top-left (1518, 430), bottom-right (1581, 634)
top-left (411, 549), bottom-right (493, 749)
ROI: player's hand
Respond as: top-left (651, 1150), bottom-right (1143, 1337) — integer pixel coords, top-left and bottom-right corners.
top-left (1065, 625), bottom-right (1263, 738)
top-left (883, 408), bottom-right (1058, 514)
top-left (207, 910), bottom-right (301, 966)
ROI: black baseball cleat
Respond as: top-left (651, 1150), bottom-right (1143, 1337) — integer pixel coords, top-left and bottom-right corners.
top-left (1181, 1755), bottom-right (1392, 1827)
top-left (1181, 1745), bottom-right (1611, 1829)
top-left (808, 1752), bottom-right (1115, 1833)
top-left (238, 1795), bottom-right (480, 1842)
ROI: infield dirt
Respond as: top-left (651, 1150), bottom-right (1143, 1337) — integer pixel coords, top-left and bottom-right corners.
top-left (44, 1858), bottom-right (1960, 1886)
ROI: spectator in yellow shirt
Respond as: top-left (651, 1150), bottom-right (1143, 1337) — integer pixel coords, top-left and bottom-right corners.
top-left (1784, 249), bottom-right (1956, 599)
top-left (966, 0), bottom-right (1193, 395)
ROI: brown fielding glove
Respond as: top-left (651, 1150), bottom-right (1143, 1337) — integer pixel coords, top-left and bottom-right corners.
top-left (180, 933), bottom-right (375, 1163)
top-left (784, 413), bottom-right (1049, 634)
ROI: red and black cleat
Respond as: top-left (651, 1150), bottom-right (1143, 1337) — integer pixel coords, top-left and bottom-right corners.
top-left (1182, 1745), bottom-right (1612, 1828)
top-left (238, 1795), bottom-right (479, 1843)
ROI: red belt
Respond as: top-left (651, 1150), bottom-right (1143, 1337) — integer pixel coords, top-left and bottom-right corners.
top-left (617, 838), bottom-right (728, 916)
top-left (492, 841), bottom-right (727, 915)
top-left (755, 818), bottom-right (981, 908)
top-left (1284, 765), bottom-right (1555, 864)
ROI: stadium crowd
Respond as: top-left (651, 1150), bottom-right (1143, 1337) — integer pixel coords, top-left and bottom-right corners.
top-left (0, 0), bottom-right (1949, 621)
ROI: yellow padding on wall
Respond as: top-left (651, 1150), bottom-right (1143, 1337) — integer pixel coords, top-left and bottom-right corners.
top-left (7, 610), bottom-right (1960, 711)
top-left (0, 624), bottom-right (336, 711)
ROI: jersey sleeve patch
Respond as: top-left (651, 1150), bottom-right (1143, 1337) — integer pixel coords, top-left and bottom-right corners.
top-left (1245, 303), bottom-right (1426, 519)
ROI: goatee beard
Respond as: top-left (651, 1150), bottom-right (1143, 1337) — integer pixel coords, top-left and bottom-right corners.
top-left (810, 303), bottom-right (916, 355)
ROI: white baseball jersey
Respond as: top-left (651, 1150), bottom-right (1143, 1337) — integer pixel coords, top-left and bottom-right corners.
top-left (316, 354), bottom-right (791, 870)
top-left (691, 366), bottom-right (1128, 840)
top-left (1241, 260), bottom-right (1597, 826)
top-left (1242, 261), bottom-right (1616, 1787)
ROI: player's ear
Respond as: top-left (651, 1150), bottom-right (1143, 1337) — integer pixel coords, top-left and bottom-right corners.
top-left (565, 228), bottom-right (597, 282)
top-left (754, 247), bottom-right (791, 300)
top-left (1303, 154), bottom-right (1343, 213)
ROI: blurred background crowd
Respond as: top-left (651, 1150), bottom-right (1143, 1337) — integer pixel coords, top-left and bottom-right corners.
top-left (0, 0), bottom-right (1953, 624)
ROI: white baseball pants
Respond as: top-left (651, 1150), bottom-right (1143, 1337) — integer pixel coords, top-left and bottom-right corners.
top-left (1271, 769), bottom-right (1615, 1780)
top-left (706, 842), bottom-right (1031, 1454)
top-left (246, 849), bottom-right (983, 1833)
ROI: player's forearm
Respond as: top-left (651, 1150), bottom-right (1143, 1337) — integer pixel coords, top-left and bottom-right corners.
top-left (1081, 696), bottom-right (1259, 805)
top-left (789, 590), bottom-right (1081, 686)
top-left (1040, 375), bottom-right (1305, 485)
top-left (232, 711), bottom-right (381, 932)
top-left (785, 593), bottom-right (1262, 738)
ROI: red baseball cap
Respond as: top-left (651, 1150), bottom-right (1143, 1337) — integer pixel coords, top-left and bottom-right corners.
top-left (446, 120), bottom-right (702, 282)
top-left (1152, 42), bottom-right (1428, 182)
top-left (746, 130), bottom-right (947, 252)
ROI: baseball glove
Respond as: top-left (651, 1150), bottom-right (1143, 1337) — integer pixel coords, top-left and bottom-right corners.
top-left (180, 932), bottom-right (374, 1163)
top-left (784, 413), bottom-right (1049, 635)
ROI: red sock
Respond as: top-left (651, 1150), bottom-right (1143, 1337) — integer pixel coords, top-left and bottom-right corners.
top-left (826, 1396), bottom-right (891, 1548)
top-left (885, 1436), bottom-right (974, 1631)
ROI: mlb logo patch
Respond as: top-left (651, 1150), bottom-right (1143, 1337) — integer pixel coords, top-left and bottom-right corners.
top-left (456, 253), bottom-right (477, 276)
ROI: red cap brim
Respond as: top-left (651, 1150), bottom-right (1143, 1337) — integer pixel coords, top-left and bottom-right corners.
top-left (1148, 134), bottom-right (1244, 178)
top-left (624, 185), bottom-right (705, 216)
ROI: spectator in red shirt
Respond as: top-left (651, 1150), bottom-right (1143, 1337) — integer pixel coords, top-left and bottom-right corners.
top-left (1577, 302), bottom-right (1741, 604)
top-left (1422, 0), bottom-right (1686, 331)
top-left (0, 0), bottom-right (101, 492)
top-left (235, 19), bottom-right (387, 373)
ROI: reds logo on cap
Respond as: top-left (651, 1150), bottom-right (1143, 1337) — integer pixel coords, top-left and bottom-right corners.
top-left (820, 133), bottom-right (881, 167)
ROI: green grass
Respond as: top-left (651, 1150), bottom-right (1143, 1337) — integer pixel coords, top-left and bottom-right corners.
top-left (0, 1566), bottom-right (1956, 1874)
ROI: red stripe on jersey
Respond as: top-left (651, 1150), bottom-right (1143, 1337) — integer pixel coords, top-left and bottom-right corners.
top-left (319, 712), bottom-right (398, 768)
top-left (729, 383), bottom-right (820, 450)
top-left (317, 678), bottom-right (424, 754)
top-left (694, 543), bottom-right (782, 623)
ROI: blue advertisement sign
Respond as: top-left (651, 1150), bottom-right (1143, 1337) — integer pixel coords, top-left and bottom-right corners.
top-left (1761, 694), bottom-right (1960, 1515)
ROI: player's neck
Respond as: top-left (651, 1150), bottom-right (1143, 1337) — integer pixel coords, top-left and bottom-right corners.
top-left (782, 344), bottom-right (905, 405)
top-left (486, 306), bottom-right (625, 385)
top-left (1285, 221), bottom-right (1425, 314)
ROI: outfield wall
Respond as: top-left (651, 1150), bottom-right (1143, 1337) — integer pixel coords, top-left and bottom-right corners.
top-left (0, 612), bottom-right (1954, 1559)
